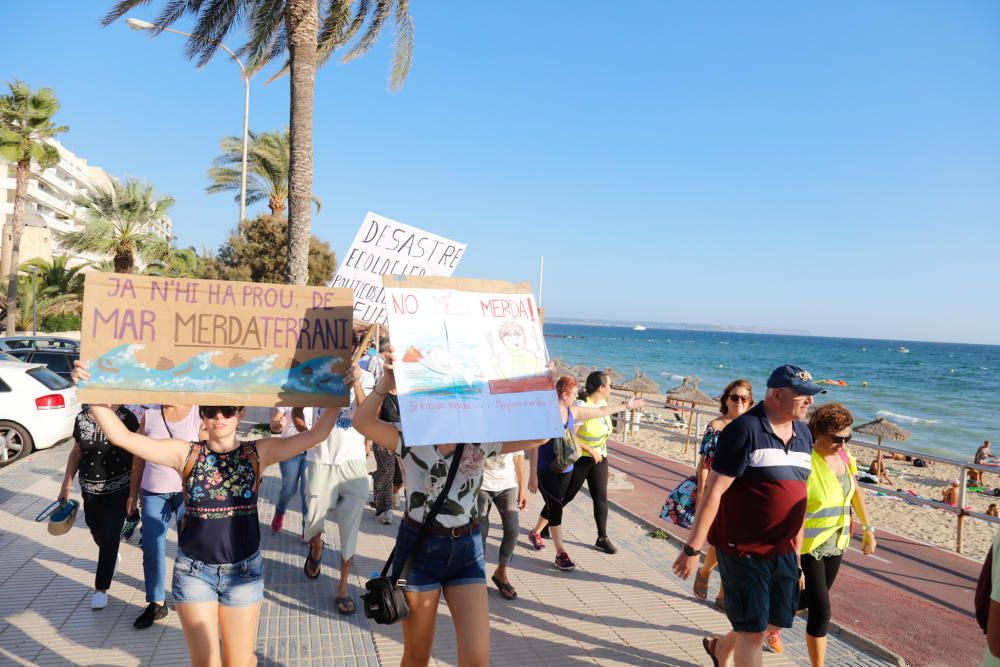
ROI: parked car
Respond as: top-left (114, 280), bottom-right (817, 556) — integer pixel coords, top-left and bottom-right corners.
top-left (0, 360), bottom-right (78, 466)
top-left (6, 348), bottom-right (79, 382)
top-left (0, 335), bottom-right (80, 352)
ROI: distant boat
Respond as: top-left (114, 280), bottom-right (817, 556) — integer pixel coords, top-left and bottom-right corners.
top-left (896, 346), bottom-right (910, 354)
top-left (633, 324), bottom-right (647, 331)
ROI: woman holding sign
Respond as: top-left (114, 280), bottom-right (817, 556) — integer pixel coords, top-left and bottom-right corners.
top-left (73, 363), bottom-right (346, 667)
top-left (350, 348), bottom-right (549, 667)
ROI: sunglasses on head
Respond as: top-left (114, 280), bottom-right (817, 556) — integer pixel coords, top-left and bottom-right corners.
top-left (727, 394), bottom-right (750, 403)
top-left (830, 434), bottom-right (852, 445)
top-left (199, 406), bottom-right (241, 419)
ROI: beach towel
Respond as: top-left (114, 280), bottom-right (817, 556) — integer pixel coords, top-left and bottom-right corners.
top-left (661, 476), bottom-right (698, 529)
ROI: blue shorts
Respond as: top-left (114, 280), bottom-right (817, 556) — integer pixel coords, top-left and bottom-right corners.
top-left (172, 550), bottom-right (264, 607)
top-left (390, 522), bottom-right (486, 593)
top-left (716, 549), bottom-right (799, 633)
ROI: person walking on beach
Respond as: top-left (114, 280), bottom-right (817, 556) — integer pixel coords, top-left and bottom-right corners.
top-left (477, 450), bottom-right (527, 599)
top-left (269, 406), bottom-right (312, 537)
top-left (528, 375), bottom-right (644, 570)
top-left (560, 370), bottom-right (619, 554)
top-left (800, 403), bottom-right (876, 667)
top-left (59, 405), bottom-right (140, 610)
top-left (672, 364), bottom-right (822, 667)
top-left (128, 404), bottom-right (206, 629)
top-left (974, 440), bottom-right (995, 486)
top-left (351, 348), bottom-right (550, 667)
top-left (302, 360), bottom-right (375, 615)
top-left (692, 379), bottom-right (753, 609)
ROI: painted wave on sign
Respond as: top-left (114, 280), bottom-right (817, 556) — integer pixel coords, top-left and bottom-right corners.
top-left (79, 344), bottom-right (347, 396)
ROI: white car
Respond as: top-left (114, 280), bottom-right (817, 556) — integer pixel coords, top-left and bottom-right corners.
top-left (0, 359), bottom-right (79, 466)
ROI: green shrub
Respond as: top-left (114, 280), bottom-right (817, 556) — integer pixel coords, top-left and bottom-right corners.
top-left (41, 312), bottom-right (81, 332)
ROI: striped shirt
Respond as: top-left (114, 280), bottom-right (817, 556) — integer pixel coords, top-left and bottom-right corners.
top-left (708, 402), bottom-right (812, 559)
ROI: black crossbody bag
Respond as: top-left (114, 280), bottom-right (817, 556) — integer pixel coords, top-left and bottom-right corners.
top-left (363, 443), bottom-right (466, 625)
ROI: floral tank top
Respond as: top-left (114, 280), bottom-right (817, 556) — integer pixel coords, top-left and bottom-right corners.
top-left (180, 441), bottom-right (260, 564)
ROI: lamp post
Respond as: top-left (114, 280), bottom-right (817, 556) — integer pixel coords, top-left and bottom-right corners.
top-left (28, 267), bottom-right (38, 335)
top-left (126, 18), bottom-right (250, 225)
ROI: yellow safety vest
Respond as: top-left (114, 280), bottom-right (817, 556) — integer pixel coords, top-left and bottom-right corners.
top-left (575, 397), bottom-right (613, 457)
top-left (801, 449), bottom-right (857, 555)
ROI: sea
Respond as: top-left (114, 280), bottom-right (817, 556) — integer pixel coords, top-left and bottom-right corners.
top-left (542, 323), bottom-right (999, 460)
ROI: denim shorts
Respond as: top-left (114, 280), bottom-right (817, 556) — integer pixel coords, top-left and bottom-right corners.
top-left (390, 521), bottom-right (486, 593)
top-left (716, 549), bottom-right (799, 632)
top-left (172, 550), bottom-right (264, 607)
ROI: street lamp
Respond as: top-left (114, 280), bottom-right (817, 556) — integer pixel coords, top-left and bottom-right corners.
top-left (125, 17), bottom-right (250, 225)
top-left (28, 267), bottom-right (38, 336)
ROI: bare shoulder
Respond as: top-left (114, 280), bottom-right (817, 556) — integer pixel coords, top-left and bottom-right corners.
top-left (707, 417), bottom-right (729, 431)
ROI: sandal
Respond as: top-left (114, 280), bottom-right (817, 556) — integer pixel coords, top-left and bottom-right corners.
top-left (491, 574), bottom-right (517, 600)
top-left (335, 596), bottom-right (356, 615)
top-left (693, 568), bottom-right (709, 600)
top-left (304, 546), bottom-right (322, 579)
top-left (702, 637), bottom-right (720, 667)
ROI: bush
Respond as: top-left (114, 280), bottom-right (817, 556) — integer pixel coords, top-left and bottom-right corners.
top-left (41, 312), bottom-right (81, 332)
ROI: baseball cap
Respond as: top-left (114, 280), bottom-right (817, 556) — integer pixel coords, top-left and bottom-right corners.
top-left (766, 364), bottom-right (826, 396)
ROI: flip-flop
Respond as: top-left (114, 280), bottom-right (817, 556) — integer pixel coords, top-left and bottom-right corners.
top-left (335, 596), bottom-right (356, 615)
top-left (693, 568), bottom-right (709, 600)
top-left (304, 547), bottom-right (322, 579)
top-left (702, 637), bottom-right (720, 667)
top-left (491, 574), bottom-right (517, 600)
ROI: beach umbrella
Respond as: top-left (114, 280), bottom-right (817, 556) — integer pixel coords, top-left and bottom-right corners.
top-left (665, 377), bottom-right (717, 454)
top-left (613, 369), bottom-right (660, 440)
top-left (854, 416), bottom-right (911, 463)
top-left (568, 363), bottom-right (591, 383)
top-left (603, 367), bottom-right (625, 384)
top-left (550, 357), bottom-right (573, 378)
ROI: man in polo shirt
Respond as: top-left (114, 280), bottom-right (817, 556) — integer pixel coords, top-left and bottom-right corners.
top-left (672, 364), bottom-right (824, 667)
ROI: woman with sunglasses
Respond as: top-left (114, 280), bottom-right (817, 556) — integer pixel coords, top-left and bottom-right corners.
top-left (800, 403), bottom-right (876, 667)
top-left (351, 350), bottom-right (561, 667)
top-left (692, 379), bottom-right (753, 609)
top-left (75, 363), bottom-right (344, 667)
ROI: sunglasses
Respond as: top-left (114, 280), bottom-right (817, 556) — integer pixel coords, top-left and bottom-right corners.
top-left (199, 406), bottom-right (241, 419)
top-left (830, 434), bottom-right (852, 445)
top-left (727, 394), bottom-right (751, 403)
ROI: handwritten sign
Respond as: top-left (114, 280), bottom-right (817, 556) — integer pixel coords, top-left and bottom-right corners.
top-left (331, 212), bottom-right (466, 325)
top-left (77, 272), bottom-right (354, 408)
top-left (383, 275), bottom-right (562, 446)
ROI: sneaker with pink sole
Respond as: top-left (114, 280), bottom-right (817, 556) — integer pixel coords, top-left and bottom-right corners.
top-left (528, 529), bottom-right (546, 550)
top-left (554, 550), bottom-right (576, 571)
top-left (270, 512), bottom-right (284, 533)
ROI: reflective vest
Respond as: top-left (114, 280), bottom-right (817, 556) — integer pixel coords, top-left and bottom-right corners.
top-left (575, 397), bottom-right (613, 457)
top-left (801, 448), bottom-right (856, 555)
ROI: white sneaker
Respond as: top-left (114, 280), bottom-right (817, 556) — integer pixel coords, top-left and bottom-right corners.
top-left (113, 553), bottom-right (121, 578)
top-left (91, 591), bottom-right (108, 610)
top-left (376, 511), bottom-right (393, 525)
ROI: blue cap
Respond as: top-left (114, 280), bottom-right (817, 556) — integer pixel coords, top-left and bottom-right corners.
top-left (766, 364), bottom-right (826, 396)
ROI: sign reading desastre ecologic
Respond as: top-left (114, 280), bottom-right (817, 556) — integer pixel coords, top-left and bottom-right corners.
top-left (331, 212), bottom-right (466, 325)
top-left (383, 275), bottom-right (563, 446)
top-left (77, 272), bottom-right (354, 408)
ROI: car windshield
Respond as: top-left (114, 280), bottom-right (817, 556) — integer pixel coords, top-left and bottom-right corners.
top-left (26, 366), bottom-right (72, 390)
top-left (0, 352), bottom-right (17, 362)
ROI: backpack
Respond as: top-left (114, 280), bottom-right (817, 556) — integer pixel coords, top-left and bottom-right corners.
top-left (550, 428), bottom-right (581, 473)
top-left (977, 547), bottom-right (994, 633)
top-left (661, 476), bottom-right (699, 529)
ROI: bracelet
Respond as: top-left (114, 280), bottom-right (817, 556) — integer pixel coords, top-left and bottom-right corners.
top-left (862, 525), bottom-right (875, 534)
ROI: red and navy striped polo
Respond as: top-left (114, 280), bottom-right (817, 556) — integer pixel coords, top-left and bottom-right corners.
top-left (708, 402), bottom-right (813, 559)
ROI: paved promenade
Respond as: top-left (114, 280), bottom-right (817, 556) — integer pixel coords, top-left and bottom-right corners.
top-left (0, 442), bottom-right (896, 666)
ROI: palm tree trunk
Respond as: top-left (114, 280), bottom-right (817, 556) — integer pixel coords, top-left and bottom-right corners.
top-left (3, 158), bottom-right (31, 336)
top-left (269, 194), bottom-right (285, 217)
top-left (285, 0), bottom-right (318, 286)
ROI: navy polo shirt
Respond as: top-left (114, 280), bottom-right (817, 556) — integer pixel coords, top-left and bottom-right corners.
top-left (708, 402), bottom-right (813, 559)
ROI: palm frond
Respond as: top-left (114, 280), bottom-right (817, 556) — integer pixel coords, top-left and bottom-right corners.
top-left (389, 0), bottom-right (413, 91)
top-left (340, 0), bottom-right (389, 64)
top-left (186, 0), bottom-right (247, 68)
top-left (242, 0), bottom-right (286, 72)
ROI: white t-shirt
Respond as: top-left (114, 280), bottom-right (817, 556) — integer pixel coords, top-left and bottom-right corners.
top-left (277, 406), bottom-right (314, 436)
top-left (481, 452), bottom-right (521, 493)
top-left (307, 370), bottom-right (374, 466)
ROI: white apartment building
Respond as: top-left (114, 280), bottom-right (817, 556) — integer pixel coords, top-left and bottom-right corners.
top-left (0, 138), bottom-right (173, 277)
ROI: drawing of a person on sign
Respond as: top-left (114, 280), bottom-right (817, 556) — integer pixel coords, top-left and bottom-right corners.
top-left (492, 321), bottom-right (546, 379)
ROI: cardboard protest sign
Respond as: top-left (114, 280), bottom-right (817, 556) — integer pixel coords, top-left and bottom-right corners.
top-left (383, 275), bottom-right (563, 446)
top-left (331, 212), bottom-right (466, 325)
top-left (77, 272), bottom-right (353, 408)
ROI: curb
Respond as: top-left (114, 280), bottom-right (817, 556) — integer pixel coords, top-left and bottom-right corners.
top-left (605, 496), bottom-right (908, 667)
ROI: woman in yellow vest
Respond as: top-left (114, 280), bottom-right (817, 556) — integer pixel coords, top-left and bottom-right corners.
top-left (800, 403), bottom-right (877, 667)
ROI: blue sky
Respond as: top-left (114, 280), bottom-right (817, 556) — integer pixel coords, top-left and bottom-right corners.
top-left (4, 2), bottom-right (999, 344)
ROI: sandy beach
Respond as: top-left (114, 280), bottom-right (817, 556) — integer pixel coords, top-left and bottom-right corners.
top-left (612, 389), bottom-right (1000, 561)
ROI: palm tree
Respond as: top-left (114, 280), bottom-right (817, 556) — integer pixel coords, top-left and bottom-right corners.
top-left (0, 80), bottom-right (68, 335)
top-left (0, 276), bottom-right (81, 332)
top-left (20, 255), bottom-right (88, 297)
top-left (143, 246), bottom-right (201, 278)
top-left (61, 178), bottom-right (174, 273)
top-left (102, 0), bottom-right (414, 285)
top-left (207, 128), bottom-right (321, 216)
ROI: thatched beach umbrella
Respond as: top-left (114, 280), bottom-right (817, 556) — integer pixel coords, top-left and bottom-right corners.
top-left (603, 367), bottom-right (625, 384)
top-left (568, 363), bottom-right (591, 383)
top-left (854, 416), bottom-right (911, 465)
top-left (614, 369), bottom-right (660, 439)
top-left (665, 377), bottom-right (717, 454)
top-left (550, 357), bottom-right (573, 379)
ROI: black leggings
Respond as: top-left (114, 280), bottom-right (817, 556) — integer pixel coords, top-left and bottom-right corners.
top-left (799, 552), bottom-right (843, 637)
top-left (82, 487), bottom-right (129, 591)
top-left (538, 469), bottom-right (572, 527)
top-left (560, 456), bottom-right (610, 538)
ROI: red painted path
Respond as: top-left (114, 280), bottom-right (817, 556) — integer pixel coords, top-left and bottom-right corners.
top-left (606, 439), bottom-right (985, 667)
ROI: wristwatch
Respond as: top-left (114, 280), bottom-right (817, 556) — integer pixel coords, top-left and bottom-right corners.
top-left (682, 544), bottom-right (702, 557)
top-left (862, 525), bottom-right (875, 535)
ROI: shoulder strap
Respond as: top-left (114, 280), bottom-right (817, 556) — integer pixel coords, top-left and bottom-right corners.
top-left (160, 409), bottom-right (174, 439)
top-left (381, 443), bottom-right (467, 579)
top-left (180, 442), bottom-right (203, 509)
top-left (241, 440), bottom-right (262, 489)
